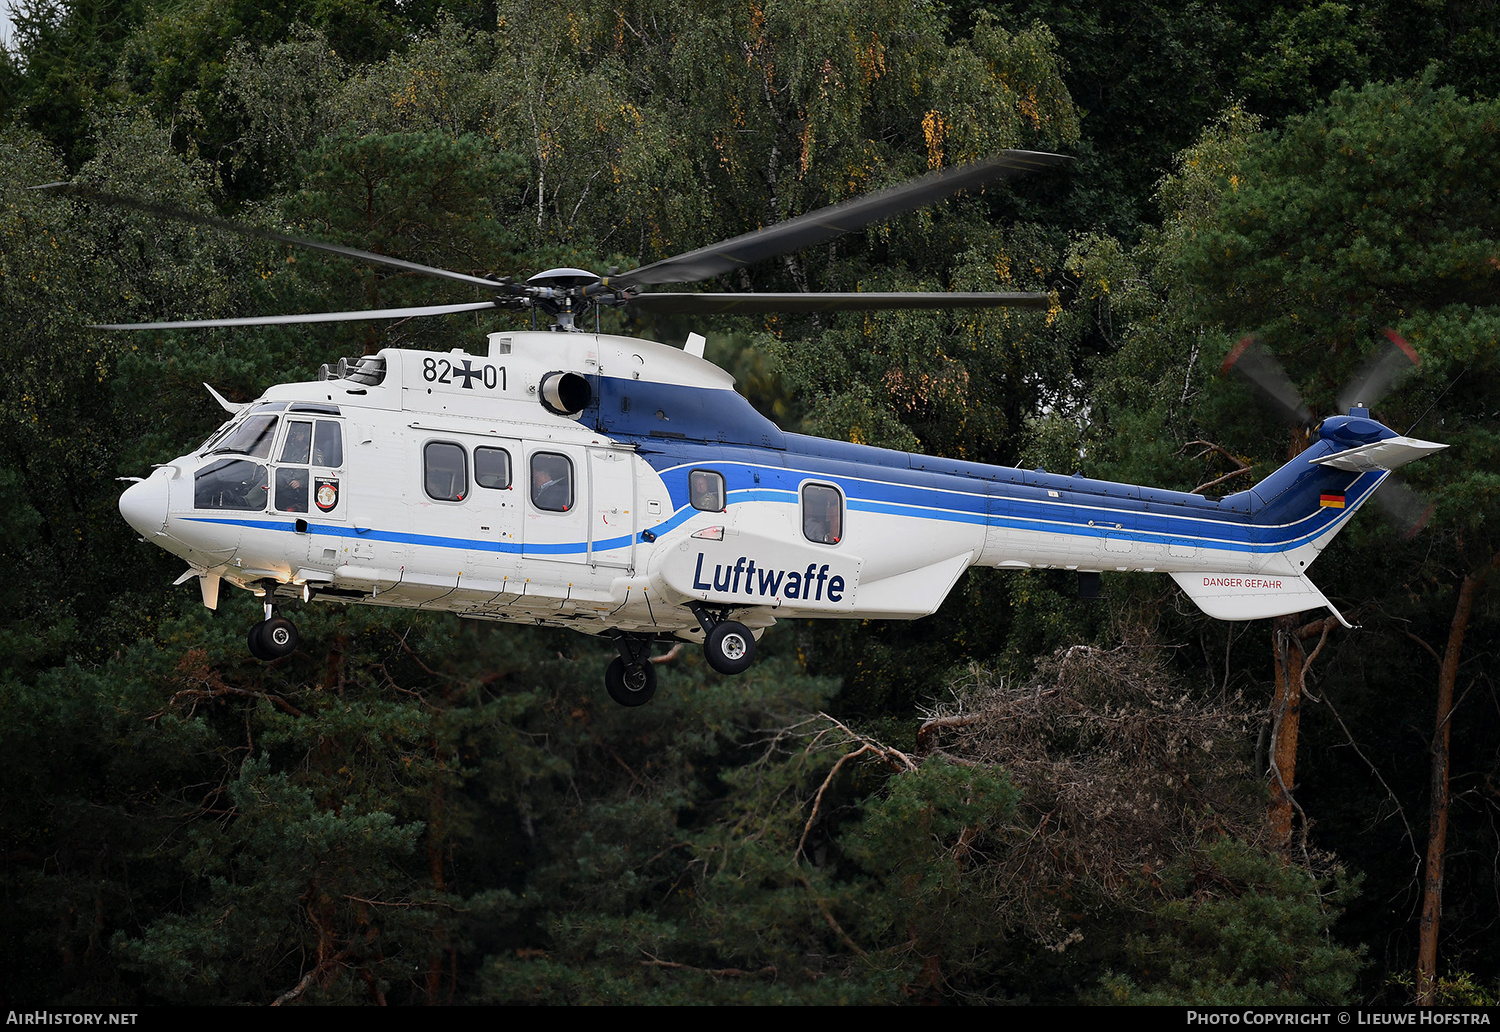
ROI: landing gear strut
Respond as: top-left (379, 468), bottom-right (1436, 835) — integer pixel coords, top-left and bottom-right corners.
top-left (248, 591), bottom-right (299, 661)
top-left (690, 604), bottom-right (756, 675)
top-left (605, 633), bottom-right (656, 707)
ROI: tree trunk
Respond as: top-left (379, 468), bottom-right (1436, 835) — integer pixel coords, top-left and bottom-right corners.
top-left (1266, 615), bottom-right (1336, 852)
top-left (1266, 614), bottom-right (1306, 851)
top-left (1416, 557), bottom-right (1498, 1004)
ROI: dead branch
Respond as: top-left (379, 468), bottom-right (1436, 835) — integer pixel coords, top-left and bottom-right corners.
top-left (270, 950), bottom-right (352, 1006)
top-left (916, 712), bottom-right (984, 754)
top-left (1192, 466), bottom-right (1254, 494)
top-left (1181, 439), bottom-right (1251, 470)
top-left (797, 743), bottom-right (874, 860)
top-left (342, 894), bottom-right (467, 911)
top-left (796, 874), bottom-right (867, 956)
top-left (639, 953), bottom-right (778, 979)
top-left (650, 642), bottom-right (684, 665)
top-left (1181, 438), bottom-right (1254, 495)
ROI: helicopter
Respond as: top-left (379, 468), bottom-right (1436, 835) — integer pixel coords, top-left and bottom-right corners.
top-left (61, 151), bottom-right (1445, 706)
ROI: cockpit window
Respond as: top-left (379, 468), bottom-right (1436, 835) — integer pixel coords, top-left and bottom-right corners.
top-left (313, 420), bottom-right (343, 468)
top-left (195, 458), bottom-right (267, 511)
top-left (200, 418), bottom-right (238, 454)
top-left (275, 467), bottom-right (308, 512)
top-left (213, 414), bottom-right (279, 458)
top-left (280, 420), bottom-right (313, 464)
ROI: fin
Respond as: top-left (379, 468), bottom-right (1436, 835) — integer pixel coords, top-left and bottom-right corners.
top-left (174, 566), bottom-right (221, 609)
top-left (199, 572), bottom-right (221, 610)
top-left (1171, 571), bottom-right (1353, 628)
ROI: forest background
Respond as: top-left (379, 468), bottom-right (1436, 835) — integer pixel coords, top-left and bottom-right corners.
top-left (1, 0), bottom-right (1498, 1007)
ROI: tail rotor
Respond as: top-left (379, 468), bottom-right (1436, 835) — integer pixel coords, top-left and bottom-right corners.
top-left (1220, 328), bottom-right (1434, 537)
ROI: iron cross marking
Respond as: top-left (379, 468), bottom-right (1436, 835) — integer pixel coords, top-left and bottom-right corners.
top-left (453, 359), bottom-right (483, 389)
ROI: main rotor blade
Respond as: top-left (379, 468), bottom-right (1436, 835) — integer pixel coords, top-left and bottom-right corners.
top-left (626, 291), bottom-right (1050, 315)
top-left (1221, 334), bottom-right (1314, 426)
top-left (90, 301), bottom-right (502, 331)
top-left (610, 150), bottom-right (1070, 289)
top-left (31, 182), bottom-right (507, 292)
top-left (1337, 327), bottom-right (1421, 414)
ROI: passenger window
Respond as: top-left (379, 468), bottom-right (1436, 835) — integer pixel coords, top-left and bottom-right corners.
top-left (530, 453), bottom-right (573, 512)
top-left (690, 470), bottom-right (725, 512)
top-left (424, 442), bottom-right (468, 502)
top-left (275, 468), bottom-right (309, 513)
top-left (194, 458), bottom-right (267, 511)
top-left (313, 420), bottom-right (343, 468)
top-left (280, 420), bottom-right (313, 464)
top-left (475, 447), bottom-right (512, 490)
top-left (802, 484), bottom-right (843, 544)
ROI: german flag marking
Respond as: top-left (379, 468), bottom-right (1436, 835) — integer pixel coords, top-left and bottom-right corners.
top-left (1320, 493), bottom-right (1346, 509)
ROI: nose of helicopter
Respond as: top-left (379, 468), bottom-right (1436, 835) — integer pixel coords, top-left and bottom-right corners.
top-left (119, 472), bottom-right (170, 538)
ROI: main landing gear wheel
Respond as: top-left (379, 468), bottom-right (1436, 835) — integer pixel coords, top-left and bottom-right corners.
top-left (605, 657), bottom-right (657, 707)
top-left (704, 621), bottom-right (755, 675)
top-left (248, 615), bottom-right (299, 661)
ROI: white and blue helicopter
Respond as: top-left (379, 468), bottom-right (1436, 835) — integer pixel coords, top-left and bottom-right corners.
top-left (78, 152), bottom-right (1445, 705)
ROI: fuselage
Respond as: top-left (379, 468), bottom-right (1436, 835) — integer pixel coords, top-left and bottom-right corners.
top-left (119, 330), bottom-right (1391, 639)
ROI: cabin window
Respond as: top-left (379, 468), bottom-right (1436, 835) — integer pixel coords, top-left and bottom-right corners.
top-left (313, 420), bottom-right (343, 468)
top-left (213, 414), bottom-right (279, 459)
top-left (690, 470), bottom-right (725, 512)
top-left (530, 453), bottom-right (573, 512)
top-left (275, 467), bottom-right (309, 513)
top-left (194, 458), bottom-right (267, 511)
top-left (475, 447), bottom-right (512, 490)
top-left (424, 442), bottom-right (468, 502)
top-left (802, 484), bottom-right (843, 544)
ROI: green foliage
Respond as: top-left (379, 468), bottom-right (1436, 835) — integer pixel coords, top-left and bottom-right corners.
top-left (482, 711), bottom-right (1030, 1004)
top-left (1387, 968), bottom-right (1498, 1007)
top-left (1096, 840), bottom-right (1362, 1006)
top-left (274, 130), bottom-right (528, 354)
top-left (1, 0), bottom-right (149, 163)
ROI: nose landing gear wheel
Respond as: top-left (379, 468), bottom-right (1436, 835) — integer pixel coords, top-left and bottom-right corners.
top-left (248, 615), bottom-right (299, 661)
top-left (704, 621), bottom-right (755, 675)
top-left (605, 657), bottom-right (657, 707)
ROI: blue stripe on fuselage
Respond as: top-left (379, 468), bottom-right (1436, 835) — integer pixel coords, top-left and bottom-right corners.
top-left (633, 434), bottom-right (1375, 554)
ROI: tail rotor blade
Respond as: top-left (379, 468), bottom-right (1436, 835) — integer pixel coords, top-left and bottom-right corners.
top-left (1337, 327), bottom-right (1421, 413)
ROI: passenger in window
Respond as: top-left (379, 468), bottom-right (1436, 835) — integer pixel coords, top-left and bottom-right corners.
top-left (276, 467), bottom-right (308, 512)
top-left (281, 422), bottom-right (312, 464)
top-left (690, 470), bottom-right (724, 512)
top-left (804, 488), bottom-right (842, 544)
top-left (531, 455), bottom-right (572, 512)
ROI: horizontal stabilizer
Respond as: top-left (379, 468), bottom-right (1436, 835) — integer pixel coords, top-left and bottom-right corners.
top-left (1310, 435), bottom-right (1446, 472)
top-left (1171, 571), bottom-right (1353, 628)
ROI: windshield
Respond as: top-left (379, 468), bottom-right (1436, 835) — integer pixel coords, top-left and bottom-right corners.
top-left (199, 416), bottom-right (239, 454)
top-left (211, 414), bottom-right (279, 458)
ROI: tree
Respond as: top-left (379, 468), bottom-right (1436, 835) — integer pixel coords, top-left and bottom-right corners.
top-left (1178, 78), bottom-right (1500, 1003)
